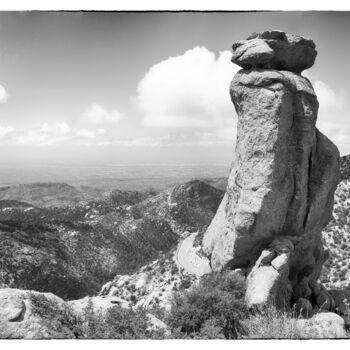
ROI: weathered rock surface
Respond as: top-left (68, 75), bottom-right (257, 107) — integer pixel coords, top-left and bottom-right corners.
top-left (203, 30), bottom-right (340, 311)
top-left (0, 288), bottom-right (168, 339)
top-left (68, 295), bottom-right (130, 315)
top-left (245, 239), bottom-right (292, 309)
top-left (297, 312), bottom-right (346, 338)
top-left (0, 288), bottom-right (75, 339)
top-left (231, 30), bottom-right (317, 73)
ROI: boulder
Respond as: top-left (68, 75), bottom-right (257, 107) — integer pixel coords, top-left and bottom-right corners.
top-left (245, 240), bottom-right (292, 309)
top-left (147, 313), bottom-right (171, 336)
top-left (203, 30), bottom-right (340, 310)
top-left (0, 288), bottom-right (75, 339)
top-left (0, 288), bottom-right (167, 339)
top-left (231, 30), bottom-right (317, 73)
top-left (305, 312), bottom-right (346, 338)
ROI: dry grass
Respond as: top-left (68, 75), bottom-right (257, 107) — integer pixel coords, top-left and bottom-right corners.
top-left (240, 308), bottom-right (325, 339)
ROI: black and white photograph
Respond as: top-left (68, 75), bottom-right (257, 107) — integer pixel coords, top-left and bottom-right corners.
top-left (1, 3), bottom-right (350, 342)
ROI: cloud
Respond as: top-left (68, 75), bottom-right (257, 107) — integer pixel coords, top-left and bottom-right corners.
top-left (82, 103), bottom-right (124, 124)
top-left (14, 123), bottom-right (71, 146)
top-left (0, 85), bottom-right (9, 104)
top-left (136, 46), bottom-right (239, 129)
top-left (0, 125), bottom-right (14, 137)
top-left (302, 72), bottom-right (350, 153)
top-left (313, 80), bottom-right (345, 110)
top-left (76, 128), bottom-right (106, 139)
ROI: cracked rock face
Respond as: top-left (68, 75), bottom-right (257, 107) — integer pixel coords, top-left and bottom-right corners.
top-left (202, 30), bottom-right (340, 310)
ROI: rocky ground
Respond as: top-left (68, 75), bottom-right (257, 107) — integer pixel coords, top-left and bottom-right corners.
top-left (321, 179), bottom-right (350, 289)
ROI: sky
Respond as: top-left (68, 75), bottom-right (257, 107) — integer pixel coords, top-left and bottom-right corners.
top-left (0, 11), bottom-right (349, 168)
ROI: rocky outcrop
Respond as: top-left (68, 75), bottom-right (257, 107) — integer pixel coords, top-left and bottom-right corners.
top-left (0, 288), bottom-right (168, 339)
top-left (203, 30), bottom-right (340, 312)
top-left (0, 288), bottom-right (75, 339)
top-left (231, 30), bottom-right (317, 73)
top-left (245, 238), bottom-right (293, 309)
top-left (296, 312), bottom-right (346, 338)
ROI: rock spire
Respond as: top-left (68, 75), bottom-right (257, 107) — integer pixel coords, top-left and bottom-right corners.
top-left (203, 30), bottom-right (340, 311)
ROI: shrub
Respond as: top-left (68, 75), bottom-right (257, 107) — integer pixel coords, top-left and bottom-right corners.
top-left (76, 299), bottom-right (154, 339)
top-left (148, 303), bottom-right (167, 321)
top-left (167, 271), bottom-right (247, 339)
top-left (179, 276), bottom-right (192, 289)
top-left (29, 293), bottom-right (81, 338)
top-left (171, 265), bottom-right (179, 275)
top-left (195, 318), bottom-right (226, 339)
top-left (103, 306), bottom-right (150, 339)
top-left (130, 294), bottom-right (137, 303)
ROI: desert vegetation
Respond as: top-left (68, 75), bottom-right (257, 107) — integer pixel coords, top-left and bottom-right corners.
top-left (25, 271), bottom-right (348, 339)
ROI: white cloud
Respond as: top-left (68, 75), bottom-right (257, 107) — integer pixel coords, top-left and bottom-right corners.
top-left (1, 122), bottom-right (111, 147)
top-left (0, 85), bottom-right (9, 104)
top-left (313, 80), bottom-right (345, 110)
top-left (76, 128), bottom-right (106, 139)
top-left (0, 125), bottom-right (14, 137)
top-left (14, 122), bottom-right (71, 146)
top-left (301, 73), bottom-right (350, 153)
top-left (136, 46), bottom-right (239, 129)
top-left (13, 123), bottom-right (110, 146)
top-left (82, 103), bottom-right (124, 124)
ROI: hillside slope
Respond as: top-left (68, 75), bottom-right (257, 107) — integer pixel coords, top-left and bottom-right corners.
top-left (0, 180), bottom-right (223, 300)
top-left (1, 154), bottom-right (349, 301)
top-left (315, 155), bottom-right (350, 289)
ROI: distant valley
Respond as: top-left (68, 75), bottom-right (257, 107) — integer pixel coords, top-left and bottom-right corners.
top-left (0, 156), bottom-right (349, 304)
top-left (0, 178), bottom-right (223, 300)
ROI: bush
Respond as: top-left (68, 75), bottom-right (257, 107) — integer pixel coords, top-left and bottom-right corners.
top-left (166, 271), bottom-right (247, 339)
top-left (179, 276), bottom-right (192, 289)
top-left (76, 299), bottom-right (155, 339)
top-left (29, 293), bottom-right (81, 338)
top-left (171, 265), bottom-right (179, 275)
top-left (148, 303), bottom-right (167, 321)
top-left (130, 294), bottom-right (137, 303)
top-left (28, 296), bottom-right (162, 339)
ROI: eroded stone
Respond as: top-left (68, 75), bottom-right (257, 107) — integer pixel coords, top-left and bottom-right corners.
top-left (202, 30), bottom-right (340, 311)
top-left (231, 30), bottom-right (317, 73)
